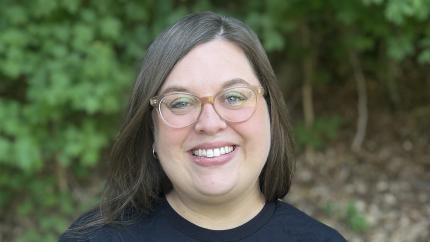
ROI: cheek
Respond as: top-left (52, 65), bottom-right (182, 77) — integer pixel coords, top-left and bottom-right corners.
top-left (155, 124), bottom-right (183, 174)
top-left (156, 125), bottom-right (178, 149)
top-left (239, 101), bottom-right (271, 160)
top-left (155, 122), bottom-right (193, 188)
top-left (258, 107), bottom-right (271, 156)
top-left (154, 119), bottom-right (190, 159)
top-left (154, 112), bottom-right (174, 147)
top-left (253, 101), bottom-right (271, 140)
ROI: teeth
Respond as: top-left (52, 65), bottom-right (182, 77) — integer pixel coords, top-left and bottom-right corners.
top-left (207, 149), bottom-right (214, 157)
top-left (199, 149), bottom-right (206, 157)
top-left (213, 148), bottom-right (220, 156)
top-left (192, 146), bottom-right (235, 158)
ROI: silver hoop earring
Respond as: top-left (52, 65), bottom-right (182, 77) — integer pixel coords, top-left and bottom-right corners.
top-left (152, 145), bottom-right (158, 159)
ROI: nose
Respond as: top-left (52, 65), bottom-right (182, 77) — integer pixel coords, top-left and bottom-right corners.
top-left (194, 103), bottom-right (227, 135)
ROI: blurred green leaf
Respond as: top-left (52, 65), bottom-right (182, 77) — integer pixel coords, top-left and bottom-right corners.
top-left (14, 136), bottom-right (42, 171)
top-left (387, 35), bottom-right (415, 61)
top-left (295, 116), bottom-right (343, 150)
top-left (346, 202), bottom-right (369, 232)
top-left (1, 1), bottom-right (429, 241)
top-left (99, 17), bottom-right (121, 40)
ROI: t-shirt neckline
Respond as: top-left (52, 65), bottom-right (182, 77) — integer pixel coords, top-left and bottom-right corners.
top-left (163, 199), bottom-right (276, 242)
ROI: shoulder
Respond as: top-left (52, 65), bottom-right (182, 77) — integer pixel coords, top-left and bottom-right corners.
top-left (59, 209), bottom-right (115, 242)
top-left (59, 209), bottom-right (97, 242)
top-left (270, 200), bottom-right (347, 242)
top-left (59, 207), bottom-right (159, 242)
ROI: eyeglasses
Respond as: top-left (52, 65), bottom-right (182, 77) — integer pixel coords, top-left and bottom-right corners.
top-left (150, 85), bottom-right (265, 128)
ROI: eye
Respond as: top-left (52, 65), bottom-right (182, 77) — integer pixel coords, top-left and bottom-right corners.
top-left (163, 94), bottom-right (199, 115)
top-left (223, 91), bottom-right (247, 106)
top-left (168, 97), bottom-right (194, 109)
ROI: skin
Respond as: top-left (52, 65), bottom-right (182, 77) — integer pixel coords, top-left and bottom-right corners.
top-left (154, 39), bottom-right (271, 229)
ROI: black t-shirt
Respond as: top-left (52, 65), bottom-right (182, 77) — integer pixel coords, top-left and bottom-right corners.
top-left (60, 199), bottom-right (346, 242)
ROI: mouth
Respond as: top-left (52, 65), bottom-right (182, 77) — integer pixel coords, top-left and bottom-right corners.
top-left (191, 145), bottom-right (237, 158)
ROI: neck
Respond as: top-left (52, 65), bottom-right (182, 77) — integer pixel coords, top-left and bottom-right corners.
top-left (166, 184), bottom-right (266, 230)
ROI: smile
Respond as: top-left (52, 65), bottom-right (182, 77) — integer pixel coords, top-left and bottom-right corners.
top-left (192, 146), bottom-right (236, 158)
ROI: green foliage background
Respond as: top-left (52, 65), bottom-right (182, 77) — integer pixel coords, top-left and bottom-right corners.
top-left (1, 0), bottom-right (429, 241)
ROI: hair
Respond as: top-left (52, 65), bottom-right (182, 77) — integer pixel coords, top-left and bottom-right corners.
top-left (64, 11), bottom-right (295, 236)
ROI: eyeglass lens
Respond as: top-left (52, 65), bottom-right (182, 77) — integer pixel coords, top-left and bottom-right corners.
top-left (159, 87), bottom-right (258, 128)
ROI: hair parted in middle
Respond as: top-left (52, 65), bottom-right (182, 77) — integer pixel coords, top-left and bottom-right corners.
top-left (103, 11), bottom-right (295, 223)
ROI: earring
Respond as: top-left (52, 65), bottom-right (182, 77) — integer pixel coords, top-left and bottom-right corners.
top-left (152, 145), bottom-right (158, 159)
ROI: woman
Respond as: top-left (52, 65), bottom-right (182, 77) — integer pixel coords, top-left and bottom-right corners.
top-left (61, 12), bottom-right (346, 242)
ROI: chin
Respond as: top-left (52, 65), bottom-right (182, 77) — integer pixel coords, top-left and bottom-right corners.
top-left (193, 175), bottom-right (239, 197)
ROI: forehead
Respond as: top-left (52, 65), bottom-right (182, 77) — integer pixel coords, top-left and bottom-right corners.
top-left (160, 39), bottom-right (260, 94)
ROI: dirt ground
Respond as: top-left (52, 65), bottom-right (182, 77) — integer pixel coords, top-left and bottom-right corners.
top-left (285, 111), bottom-right (430, 242)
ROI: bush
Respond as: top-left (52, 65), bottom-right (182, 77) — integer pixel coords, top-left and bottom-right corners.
top-left (0, 1), bottom-right (186, 241)
top-left (1, 0), bottom-right (430, 241)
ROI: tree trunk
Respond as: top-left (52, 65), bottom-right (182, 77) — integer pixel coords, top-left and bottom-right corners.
top-left (350, 50), bottom-right (368, 153)
top-left (386, 59), bottom-right (401, 110)
top-left (303, 55), bottom-right (315, 129)
top-left (56, 162), bottom-right (68, 193)
top-left (300, 23), bottom-right (315, 156)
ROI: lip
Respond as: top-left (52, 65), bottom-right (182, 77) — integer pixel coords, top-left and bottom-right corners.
top-left (188, 142), bottom-right (238, 167)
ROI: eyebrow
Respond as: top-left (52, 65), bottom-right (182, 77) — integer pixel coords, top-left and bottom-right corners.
top-left (159, 78), bottom-right (251, 96)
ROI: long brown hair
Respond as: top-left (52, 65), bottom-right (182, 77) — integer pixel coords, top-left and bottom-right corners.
top-left (66, 11), bottom-right (294, 235)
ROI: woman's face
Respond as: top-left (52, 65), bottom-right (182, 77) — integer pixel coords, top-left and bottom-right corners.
top-left (154, 39), bottom-right (271, 203)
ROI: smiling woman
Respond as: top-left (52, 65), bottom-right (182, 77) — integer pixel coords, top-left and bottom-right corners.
top-left (60, 11), bottom-right (346, 242)
top-left (155, 39), bottom-right (272, 222)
